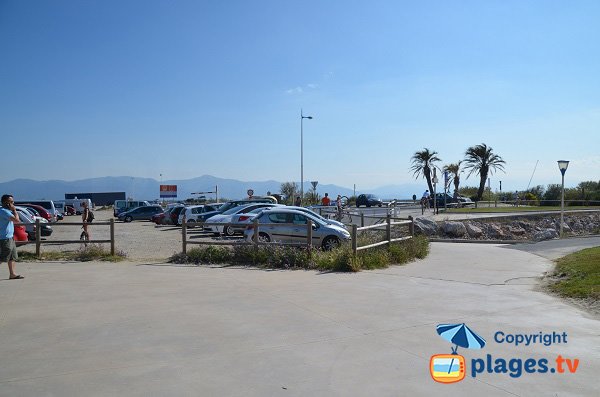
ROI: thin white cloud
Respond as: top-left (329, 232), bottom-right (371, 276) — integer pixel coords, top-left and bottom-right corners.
top-left (286, 86), bottom-right (303, 94)
top-left (285, 83), bottom-right (319, 95)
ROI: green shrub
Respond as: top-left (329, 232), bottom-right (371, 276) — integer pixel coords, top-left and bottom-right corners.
top-left (169, 237), bottom-right (430, 272)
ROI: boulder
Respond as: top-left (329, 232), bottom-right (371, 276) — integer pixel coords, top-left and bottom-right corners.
top-left (487, 224), bottom-right (505, 239)
top-left (466, 223), bottom-right (483, 238)
top-left (443, 221), bottom-right (467, 237)
top-left (508, 226), bottom-right (526, 236)
top-left (414, 218), bottom-right (438, 236)
top-left (533, 228), bottom-right (559, 241)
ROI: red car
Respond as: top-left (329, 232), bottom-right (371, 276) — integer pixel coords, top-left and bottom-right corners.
top-left (64, 205), bottom-right (76, 215)
top-left (152, 212), bottom-right (167, 225)
top-left (18, 203), bottom-right (54, 222)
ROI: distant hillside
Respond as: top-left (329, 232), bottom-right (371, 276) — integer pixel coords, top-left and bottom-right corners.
top-left (0, 175), bottom-right (423, 202)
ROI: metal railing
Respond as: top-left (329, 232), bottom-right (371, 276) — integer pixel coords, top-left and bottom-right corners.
top-left (19, 219), bottom-right (116, 258)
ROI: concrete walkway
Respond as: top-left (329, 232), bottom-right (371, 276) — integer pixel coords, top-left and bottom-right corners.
top-left (0, 240), bottom-right (598, 396)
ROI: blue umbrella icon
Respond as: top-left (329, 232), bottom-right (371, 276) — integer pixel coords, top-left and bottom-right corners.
top-left (436, 323), bottom-right (486, 374)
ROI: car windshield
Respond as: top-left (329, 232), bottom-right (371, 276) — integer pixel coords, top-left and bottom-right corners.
top-left (222, 204), bottom-right (253, 215)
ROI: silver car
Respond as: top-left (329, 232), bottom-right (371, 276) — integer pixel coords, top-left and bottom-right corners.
top-left (244, 208), bottom-right (350, 250)
top-left (205, 203), bottom-right (280, 236)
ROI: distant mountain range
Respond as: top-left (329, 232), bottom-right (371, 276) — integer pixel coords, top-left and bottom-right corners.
top-left (0, 175), bottom-right (424, 201)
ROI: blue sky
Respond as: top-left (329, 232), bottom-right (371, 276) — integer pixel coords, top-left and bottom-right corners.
top-left (1, 0), bottom-right (598, 192)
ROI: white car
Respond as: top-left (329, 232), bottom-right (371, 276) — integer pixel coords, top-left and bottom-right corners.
top-left (178, 204), bottom-right (222, 226)
top-left (205, 203), bottom-right (280, 236)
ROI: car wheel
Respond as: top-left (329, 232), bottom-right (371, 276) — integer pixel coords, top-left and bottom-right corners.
top-left (224, 224), bottom-right (235, 236)
top-left (125, 216), bottom-right (133, 222)
top-left (258, 232), bottom-right (270, 243)
top-left (367, 203), bottom-right (371, 208)
top-left (378, 204), bottom-right (382, 207)
top-left (187, 219), bottom-right (196, 228)
top-left (322, 236), bottom-right (340, 251)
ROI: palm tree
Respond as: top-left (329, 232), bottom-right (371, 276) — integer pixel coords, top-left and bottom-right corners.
top-left (444, 162), bottom-right (462, 195)
top-left (463, 144), bottom-right (506, 201)
top-left (410, 148), bottom-right (441, 194)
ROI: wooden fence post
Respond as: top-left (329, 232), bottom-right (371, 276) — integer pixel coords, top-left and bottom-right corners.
top-left (386, 214), bottom-right (391, 245)
top-left (252, 219), bottom-right (259, 248)
top-left (182, 215), bottom-right (187, 254)
top-left (360, 212), bottom-right (364, 227)
top-left (307, 220), bottom-right (313, 249)
top-left (351, 224), bottom-right (357, 257)
top-left (35, 218), bottom-right (41, 258)
top-left (408, 216), bottom-right (414, 236)
top-left (110, 218), bottom-right (115, 256)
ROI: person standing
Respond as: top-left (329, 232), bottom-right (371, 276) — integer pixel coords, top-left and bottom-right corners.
top-left (1, 194), bottom-right (23, 280)
top-left (294, 196), bottom-right (301, 207)
top-left (321, 193), bottom-right (331, 206)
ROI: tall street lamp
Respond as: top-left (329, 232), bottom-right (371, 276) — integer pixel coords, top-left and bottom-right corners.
top-left (300, 109), bottom-right (313, 206)
top-left (557, 160), bottom-right (569, 238)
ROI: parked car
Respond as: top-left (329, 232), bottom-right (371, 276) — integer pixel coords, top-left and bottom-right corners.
top-left (17, 203), bottom-right (54, 222)
top-left (428, 193), bottom-right (474, 208)
top-left (14, 200), bottom-right (57, 222)
top-left (286, 206), bottom-right (346, 228)
top-left (64, 205), bottom-right (76, 216)
top-left (118, 205), bottom-right (164, 222)
top-left (15, 206), bottom-right (53, 238)
top-left (244, 208), bottom-right (350, 250)
top-left (356, 194), bottom-right (383, 207)
top-left (190, 199), bottom-right (275, 224)
top-left (178, 204), bottom-right (222, 227)
top-left (205, 203), bottom-right (280, 236)
top-left (114, 200), bottom-right (151, 217)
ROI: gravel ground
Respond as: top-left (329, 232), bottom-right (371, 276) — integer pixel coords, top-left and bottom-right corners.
top-left (17, 208), bottom-right (231, 262)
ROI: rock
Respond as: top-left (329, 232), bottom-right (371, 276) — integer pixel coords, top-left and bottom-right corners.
top-left (533, 228), bottom-right (559, 241)
top-left (517, 221), bottom-right (531, 230)
top-left (414, 218), bottom-right (438, 236)
top-left (508, 226), bottom-right (526, 236)
top-left (466, 223), bottom-right (483, 238)
top-left (487, 224), bottom-right (505, 238)
top-left (443, 221), bottom-right (467, 237)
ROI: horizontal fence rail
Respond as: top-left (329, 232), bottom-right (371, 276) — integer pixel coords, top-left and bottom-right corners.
top-left (18, 219), bottom-right (115, 258)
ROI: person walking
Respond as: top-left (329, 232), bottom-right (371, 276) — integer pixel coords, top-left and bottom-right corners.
top-left (81, 200), bottom-right (91, 241)
top-left (321, 193), bottom-right (331, 206)
top-left (1, 194), bottom-right (23, 280)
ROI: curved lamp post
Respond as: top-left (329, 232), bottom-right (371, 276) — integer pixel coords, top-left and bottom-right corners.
top-left (300, 109), bottom-right (313, 206)
top-left (557, 160), bottom-right (569, 238)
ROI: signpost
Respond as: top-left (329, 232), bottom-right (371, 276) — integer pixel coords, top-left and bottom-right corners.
top-left (247, 189), bottom-right (254, 199)
top-left (160, 185), bottom-right (177, 198)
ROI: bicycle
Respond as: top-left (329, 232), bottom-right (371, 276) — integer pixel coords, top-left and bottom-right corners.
top-left (420, 196), bottom-right (430, 215)
top-left (80, 227), bottom-right (90, 246)
top-left (335, 196), bottom-right (352, 223)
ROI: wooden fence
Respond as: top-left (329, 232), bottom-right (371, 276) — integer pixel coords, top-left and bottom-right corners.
top-left (180, 215), bottom-right (414, 257)
top-left (19, 219), bottom-right (116, 258)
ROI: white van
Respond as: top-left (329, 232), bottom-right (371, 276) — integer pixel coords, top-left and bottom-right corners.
top-left (64, 198), bottom-right (93, 215)
top-left (114, 200), bottom-right (151, 217)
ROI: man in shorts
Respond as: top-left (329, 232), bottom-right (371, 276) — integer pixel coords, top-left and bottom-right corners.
top-left (1, 194), bottom-right (23, 280)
